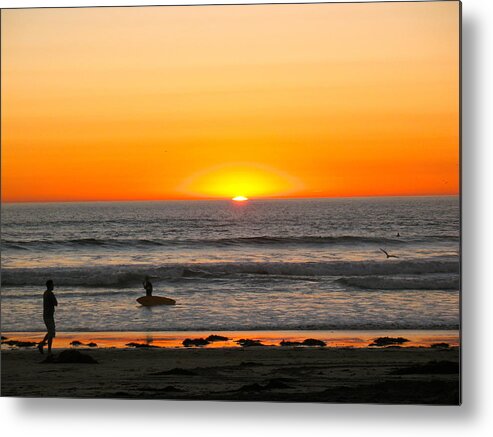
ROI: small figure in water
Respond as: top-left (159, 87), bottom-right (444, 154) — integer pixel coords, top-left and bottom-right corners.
top-left (396, 232), bottom-right (400, 237)
top-left (38, 279), bottom-right (58, 355)
top-left (143, 276), bottom-right (153, 297)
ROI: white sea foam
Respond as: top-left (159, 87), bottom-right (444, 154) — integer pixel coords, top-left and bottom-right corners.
top-left (1, 258), bottom-right (459, 287)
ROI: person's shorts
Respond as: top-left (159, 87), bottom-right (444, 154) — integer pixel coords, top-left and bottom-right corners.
top-left (43, 316), bottom-right (56, 337)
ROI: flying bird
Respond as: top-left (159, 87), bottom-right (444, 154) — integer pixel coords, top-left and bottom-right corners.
top-left (380, 248), bottom-right (398, 258)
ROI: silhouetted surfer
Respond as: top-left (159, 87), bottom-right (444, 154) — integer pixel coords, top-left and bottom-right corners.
top-left (38, 279), bottom-right (58, 355)
top-left (143, 276), bottom-right (153, 297)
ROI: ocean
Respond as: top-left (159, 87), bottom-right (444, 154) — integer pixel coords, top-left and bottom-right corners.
top-left (1, 196), bottom-right (460, 332)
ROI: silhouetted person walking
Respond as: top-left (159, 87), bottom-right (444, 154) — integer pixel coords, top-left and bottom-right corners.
top-left (143, 276), bottom-right (153, 297)
top-left (38, 279), bottom-right (58, 355)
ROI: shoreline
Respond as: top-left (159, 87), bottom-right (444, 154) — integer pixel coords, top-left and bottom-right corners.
top-left (1, 329), bottom-right (460, 350)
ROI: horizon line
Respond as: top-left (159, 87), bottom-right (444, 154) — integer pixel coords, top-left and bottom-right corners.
top-left (1, 192), bottom-right (460, 205)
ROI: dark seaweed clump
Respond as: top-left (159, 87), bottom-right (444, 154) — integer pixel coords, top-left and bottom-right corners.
top-left (70, 340), bottom-right (98, 347)
top-left (280, 338), bottom-right (326, 347)
top-left (2, 339), bottom-right (37, 347)
top-left (302, 338), bottom-right (327, 347)
top-left (430, 343), bottom-right (450, 349)
top-left (369, 337), bottom-right (410, 347)
top-left (236, 339), bottom-right (264, 347)
top-left (125, 342), bottom-right (161, 348)
top-left (183, 338), bottom-right (210, 347)
top-left (205, 335), bottom-right (229, 342)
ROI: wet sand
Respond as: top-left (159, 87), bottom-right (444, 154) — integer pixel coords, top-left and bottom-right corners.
top-left (0, 330), bottom-right (460, 349)
top-left (1, 345), bottom-right (460, 404)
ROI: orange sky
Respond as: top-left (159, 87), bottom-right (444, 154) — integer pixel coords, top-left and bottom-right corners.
top-left (1, 2), bottom-right (460, 202)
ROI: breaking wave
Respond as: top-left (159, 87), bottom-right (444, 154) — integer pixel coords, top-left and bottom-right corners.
top-left (1, 258), bottom-right (459, 287)
top-left (337, 275), bottom-right (459, 290)
top-left (2, 234), bottom-right (459, 250)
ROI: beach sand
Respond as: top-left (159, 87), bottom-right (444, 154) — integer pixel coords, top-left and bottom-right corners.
top-left (1, 345), bottom-right (460, 404)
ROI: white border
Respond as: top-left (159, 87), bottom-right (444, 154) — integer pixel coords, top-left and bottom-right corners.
top-left (2, 0), bottom-right (493, 436)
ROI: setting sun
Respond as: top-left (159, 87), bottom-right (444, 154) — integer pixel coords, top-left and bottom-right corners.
top-left (232, 196), bottom-right (248, 202)
top-left (180, 163), bottom-right (302, 200)
top-left (1, 3), bottom-right (459, 202)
